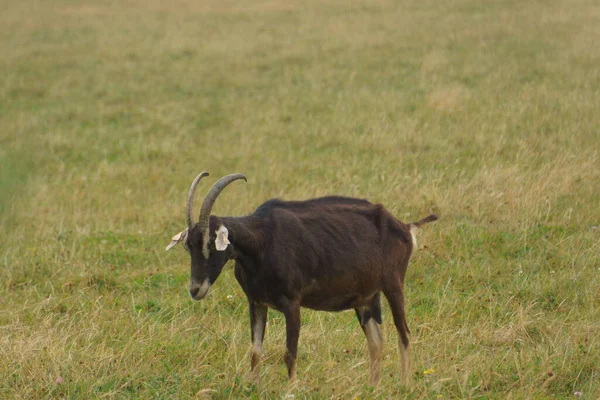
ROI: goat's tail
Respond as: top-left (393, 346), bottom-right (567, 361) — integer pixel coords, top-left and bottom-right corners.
top-left (409, 214), bottom-right (438, 228)
top-left (408, 214), bottom-right (438, 248)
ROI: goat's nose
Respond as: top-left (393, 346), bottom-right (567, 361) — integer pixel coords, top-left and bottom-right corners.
top-left (188, 279), bottom-right (211, 300)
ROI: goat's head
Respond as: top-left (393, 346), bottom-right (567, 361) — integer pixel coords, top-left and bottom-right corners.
top-left (166, 172), bottom-right (246, 300)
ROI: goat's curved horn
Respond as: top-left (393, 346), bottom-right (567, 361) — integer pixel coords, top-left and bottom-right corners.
top-left (186, 172), bottom-right (209, 229)
top-left (197, 173), bottom-right (247, 234)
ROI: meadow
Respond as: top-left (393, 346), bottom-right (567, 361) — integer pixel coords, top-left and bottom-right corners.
top-left (1, 0), bottom-right (599, 398)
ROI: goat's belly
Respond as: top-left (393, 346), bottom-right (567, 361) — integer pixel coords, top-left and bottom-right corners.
top-left (299, 275), bottom-right (380, 311)
top-left (301, 293), bottom-right (373, 312)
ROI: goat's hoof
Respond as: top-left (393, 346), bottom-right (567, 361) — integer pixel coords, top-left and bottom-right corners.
top-left (286, 376), bottom-right (299, 390)
top-left (244, 370), bottom-right (260, 384)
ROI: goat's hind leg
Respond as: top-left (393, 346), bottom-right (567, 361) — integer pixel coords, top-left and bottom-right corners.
top-left (249, 302), bottom-right (268, 380)
top-left (382, 285), bottom-right (410, 386)
top-left (355, 293), bottom-right (384, 387)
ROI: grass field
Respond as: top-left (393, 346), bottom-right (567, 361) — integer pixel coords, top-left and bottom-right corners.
top-left (1, 0), bottom-right (599, 398)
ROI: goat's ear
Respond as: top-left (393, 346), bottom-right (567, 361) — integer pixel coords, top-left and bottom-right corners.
top-left (215, 225), bottom-right (230, 251)
top-left (166, 229), bottom-right (188, 251)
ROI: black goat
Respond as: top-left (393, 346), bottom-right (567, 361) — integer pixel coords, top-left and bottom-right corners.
top-left (166, 172), bottom-right (437, 386)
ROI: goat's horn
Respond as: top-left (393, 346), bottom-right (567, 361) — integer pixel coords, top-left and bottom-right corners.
top-left (186, 172), bottom-right (209, 229)
top-left (197, 173), bottom-right (247, 234)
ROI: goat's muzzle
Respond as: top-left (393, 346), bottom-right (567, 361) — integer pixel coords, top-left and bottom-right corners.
top-left (189, 279), bottom-right (211, 300)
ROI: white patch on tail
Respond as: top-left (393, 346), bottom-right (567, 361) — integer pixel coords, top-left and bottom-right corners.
top-left (409, 225), bottom-right (418, 248)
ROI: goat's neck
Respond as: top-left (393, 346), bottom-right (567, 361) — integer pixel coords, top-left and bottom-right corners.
top-left (216, 216), bottom-right (263, 259)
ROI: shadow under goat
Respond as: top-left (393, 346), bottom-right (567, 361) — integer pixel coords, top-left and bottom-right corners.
top-left (166, 172), bottom-right (438, 387)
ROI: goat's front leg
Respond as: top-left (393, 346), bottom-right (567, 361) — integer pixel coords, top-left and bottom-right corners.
top-left (282, 298), bottom-right (301, 382)
top-left (249, 302), bottom-right (268, 380)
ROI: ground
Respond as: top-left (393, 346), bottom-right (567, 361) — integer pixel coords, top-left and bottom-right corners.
top-left (1, 0), bottom-right (599, 398)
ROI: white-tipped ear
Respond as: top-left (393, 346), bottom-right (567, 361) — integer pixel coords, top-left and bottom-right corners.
top-left (215, 225), bottom-right (230, 251)
top-left (166, 229), bottom-right (188, 251)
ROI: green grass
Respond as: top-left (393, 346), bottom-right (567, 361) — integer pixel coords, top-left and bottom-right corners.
top-left (1, 0), bottom-right (599, 398)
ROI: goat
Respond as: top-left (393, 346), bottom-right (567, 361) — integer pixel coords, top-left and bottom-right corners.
top-left (166, 172), bottom-right (437, 386)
